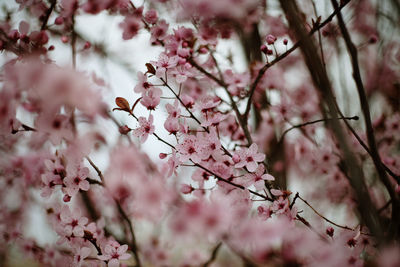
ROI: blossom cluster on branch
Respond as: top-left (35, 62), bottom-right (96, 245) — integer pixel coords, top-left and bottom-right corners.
top-left (0, 0), bottom-right (400, 266)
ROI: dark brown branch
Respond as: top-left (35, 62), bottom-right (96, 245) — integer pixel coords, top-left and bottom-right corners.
top-left (86, 157), bottom-right (104, 182)
top-left (71, 13), bottom-right (77, 69)
top-left (331, 1), bottom-right (400, 235)
top-left (243, 0), bottom-right (351, 121)
top-left (332, 0), bottom-right (400, 239)
top-left (193, 161), bottom-right (272, 201)
top-left (279, 0), bottom-right (384, 241)
top-left (333, 103), bottom-right (400, 183)
top-left (297, 194), bottom-right (370, 235)
top-left (41, 0), bottom-right (56, 31)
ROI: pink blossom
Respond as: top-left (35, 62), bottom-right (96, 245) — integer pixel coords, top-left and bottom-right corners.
top-left (73, 246), bottom-right (92, 267)
top-left (41, 159), bottom-right (64, 198)
top-left (201, 112), bottom-right (227, 127)
top-left (257, 204), bottom-right (272, 220)
top-left (171, 65), bottom-right (193, 84)
top-left (198, 128), bottom-right (222, 160)
top-left (176, 135), bottom-right (202, 163)
top-left (98, 240), bottom-right (131, 267)
top-left (134, 71), bottom-right (153, 94)
top-left (271, 197), bottom-right (289, 214)
top-left (165, 150), bottom-right (179, 177)
top-left (144, 9), bottom-right (158, 24)
top-left (133, 114), bottom-right (155, 142)
top-left (181, 184), bottom-right (194, 194)
top-left (152, 53), bottom-right (179, 78)
top-left (60, 206), bottom-right (88, 238)
top-left (140, 86), bottom-right (162, 110)
top-left (164, 117), bottom-right (180, 135)
top-left (119, 15), bottom-right (142, 40)
top-left (234, 143), bottom-right (266, 172)
top-left (165, 100), bottom-right (181, 118)
top-left (195, 96), bottom-right (221, 113)
top-left (181, 95), bottom-right (194, 109)
top-left (265, 34), bottom-right (277, 45)
top-left (63, 164), bottom-right (90, 197)
top-left (243, 164), bottom-right (274, 190)
top-left (150, 19), bottom-right (169, 43)
top-left (35, 113), bottom-right (73, 145)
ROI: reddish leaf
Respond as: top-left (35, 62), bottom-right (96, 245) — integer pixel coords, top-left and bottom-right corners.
top-left (145, 63), bottom-right (156, 75)
top-left (115, 97), bottom-right (130, 112)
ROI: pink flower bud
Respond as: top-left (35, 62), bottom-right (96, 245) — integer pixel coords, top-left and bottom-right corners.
top-left (283, 38), bottom-right (288, 45)
top-left (37, 31), bottom-right (49, 45)
top-left (63, 194), bottom-right (71, 202)
top-left (260, 44), bottom-right (268, 54)
top-left (61, 36), bottom-right (69, 43)
top-left (369, 34), bottom-right (378, 44)
top-left (265, 34), bottom-right (277, 45)
top-left (119, 125), bottom-right (131, 135)
top-left (232, 154), bottom-right (240, 163)
top-left (84, 41), bottom-right (91, 50)
top-left (178, 58), bottom-right (186, 65)
top-left (9, 30), bottom-right (20, 41)
top-left (159, 153), bottom-right (167, 159)
top-left (199, 47), bottom-right (208, 54)
top-left (55, 16), bottom-right (64, 25)
top-left (48, 45), bottom-right (55, 51)
top-left (326, 227), bottom-right (334, 237)
top-left (180, 184), bottom-right (194, 194)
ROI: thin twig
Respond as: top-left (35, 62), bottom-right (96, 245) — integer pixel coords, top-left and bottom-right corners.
top-left (41, 0), bottom-right (56, 31)
top-left (278, 116), bottom-right (359, 143)
top-left (193, 161), bottom-right (272, 201)
top-left (331, 0), bottom-right (400, 231)
top-left (202, 242), bottom-right (222, 267)
top-left (297, 194), bottom-right (371, 235)
top-left (86, 157), bottom-right (104, 182)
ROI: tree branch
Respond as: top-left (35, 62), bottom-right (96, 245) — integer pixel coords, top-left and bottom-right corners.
top-left (243, 0), bottom-right (351, 121)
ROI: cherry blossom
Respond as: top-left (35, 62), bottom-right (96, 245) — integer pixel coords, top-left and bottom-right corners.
top-left (134, 71), bottom-right (153, 94)
top-left (234, 143), bottom-right (266, 172)
top-left (140, 86), bottom-right (162, 110)
top-left (133, 114), bottom-right (155, 142)
top-left (119, 15), bottom-right (142, 40)
top-left (63, 164), bottom-right (90, 197)
top-left (73, 246), bottom-right (92, 267)
top-left (176, 135), bottom-right (202, 163)
top-left (152, 53), bottom-right (179, 78)
top-left (98, 240), bottom-right (131, 267)
top-left (150, 19), bottom-right (169, 43)
top-left (243, 164), bottom-right (274, 190)
top-left (59, 206), bottom-right (88, 238)
top-left (2, 1), bottom-right (400, 266)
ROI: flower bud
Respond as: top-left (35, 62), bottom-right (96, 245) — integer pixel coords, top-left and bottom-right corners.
top-left (180, 184), bottom-right (194, 194)
top-left (266, 34), bottom-right (277, 45)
